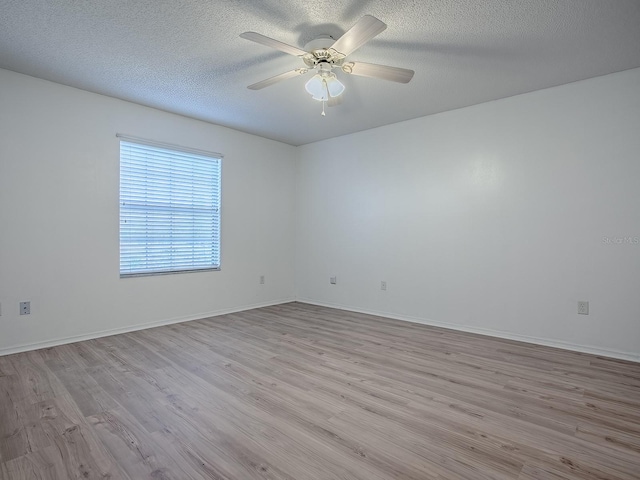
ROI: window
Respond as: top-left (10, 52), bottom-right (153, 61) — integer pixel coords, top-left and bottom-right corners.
top-left (119, 136), bottom-right (221, 277)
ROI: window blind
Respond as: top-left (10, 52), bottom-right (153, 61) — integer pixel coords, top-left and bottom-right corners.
top-left (119, 139), bottom-right (221, 277)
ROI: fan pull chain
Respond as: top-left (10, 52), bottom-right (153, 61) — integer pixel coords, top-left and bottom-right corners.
top-left (321, 78), bottom-right (328, 116)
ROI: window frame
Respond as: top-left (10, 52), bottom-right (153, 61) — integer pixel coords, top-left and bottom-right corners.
top-left (117, 134), bottom-right (222, 278)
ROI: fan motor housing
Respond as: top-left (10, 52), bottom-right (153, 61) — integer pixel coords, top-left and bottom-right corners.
top-left (303, 35), bottom-right (345, 68)
top-left (303, 36), bottom-right (334, 52)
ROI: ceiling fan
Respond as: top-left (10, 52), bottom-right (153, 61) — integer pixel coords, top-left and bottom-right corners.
top-left (240, 15), bottom-right (414, 115)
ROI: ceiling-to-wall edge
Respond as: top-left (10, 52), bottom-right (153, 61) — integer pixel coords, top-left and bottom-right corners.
top-left (0, 67), bottom-right (299, 148)
top-left (4, 65), bottom-right (640, 148)
top-left (295, 66), bottom-right (640, 148)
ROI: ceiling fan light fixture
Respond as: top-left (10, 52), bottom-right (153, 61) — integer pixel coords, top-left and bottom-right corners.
top-left (305, 74), bottom-right (327, 100)
top-left (325, 75), bottom-right (345, 98)
top-left (305, 73), bottom-right (344, 101)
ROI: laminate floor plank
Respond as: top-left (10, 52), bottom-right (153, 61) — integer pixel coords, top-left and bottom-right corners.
top-left (0, 445), bottom-right (70, 480)
top-left (0, 375), bottom-right (36, 464)
top-left (0, 357), bottom-right (17, 378)
top-left (2, 302), bottom-right (640, 479)
top-left (50, 368), bottom-right (118, 418)
top-left (87, 406), bottom-right (204, 480)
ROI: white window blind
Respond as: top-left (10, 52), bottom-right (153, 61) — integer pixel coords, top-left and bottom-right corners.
top-left (119, 138), bottom-right (221, 277)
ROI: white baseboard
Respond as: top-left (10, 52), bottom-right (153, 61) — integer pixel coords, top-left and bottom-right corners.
top-left (4, 297), bottom-right (638, 364)
top-left (296, 298), bottom-right (640, 363)
top-left (0, 298), bottom-right (296, 357)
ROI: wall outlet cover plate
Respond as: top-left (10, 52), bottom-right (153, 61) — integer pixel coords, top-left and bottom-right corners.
top-left (20, 301), bottom-right (31, 315)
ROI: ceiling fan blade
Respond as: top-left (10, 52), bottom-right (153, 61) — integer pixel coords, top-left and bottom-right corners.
top-left (330, 15), bottom-right (387, 57)
top-left (247, 69), bottom-right (308, 90)
top-left (344, 62), bottom-right (414, 83)
top-left (240, 32), bottom-right (308, 57)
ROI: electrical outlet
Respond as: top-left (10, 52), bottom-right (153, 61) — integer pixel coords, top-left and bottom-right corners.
top-left (330, 276), bottom-right (337, 285)
top-left (259, 275), bottom-right (265, 285)
top-left (578, 301), bottom-right (589, 315)
top-left (20, 301), bottom-right (30, 315)
top-left (381, 281), bottom-right (387, 291)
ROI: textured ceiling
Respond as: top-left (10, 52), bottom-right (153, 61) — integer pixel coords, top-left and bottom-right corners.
top-left (1, 0), bottom-right (639, 145)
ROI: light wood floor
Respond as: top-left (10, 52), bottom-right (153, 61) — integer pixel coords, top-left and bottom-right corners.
top-left (1, 303), bottom-right (639, 479)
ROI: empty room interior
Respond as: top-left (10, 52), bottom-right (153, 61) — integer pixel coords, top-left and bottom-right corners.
top-left (1, 1), bottom-right (640, 479)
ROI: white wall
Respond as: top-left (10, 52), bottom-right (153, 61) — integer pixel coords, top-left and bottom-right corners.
top-left (2, 67), bottom-right (639, 361)
top-left (0, 69), bottom-right (297, 354)
top-left (296, 68), bottom-right (640, 361)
